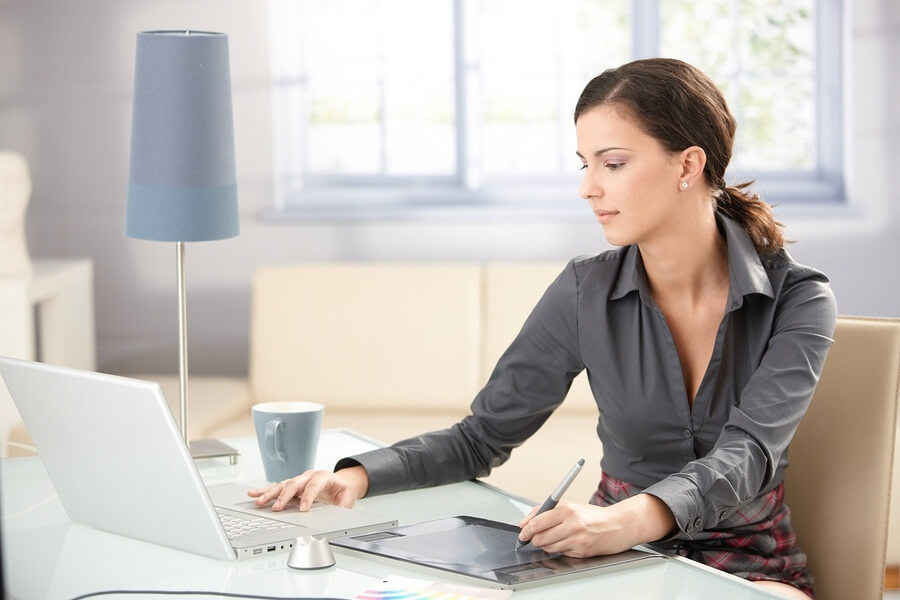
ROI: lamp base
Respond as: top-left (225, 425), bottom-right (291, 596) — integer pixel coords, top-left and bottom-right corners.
top-left (190, 439), bottom-right (240, 464)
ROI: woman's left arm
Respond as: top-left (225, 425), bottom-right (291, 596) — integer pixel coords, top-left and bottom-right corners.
top-left (640, 270), bottom-right (837, 538)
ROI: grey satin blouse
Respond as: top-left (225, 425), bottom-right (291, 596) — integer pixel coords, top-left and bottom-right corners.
top-left (336, 213), bottom-right (837, 538)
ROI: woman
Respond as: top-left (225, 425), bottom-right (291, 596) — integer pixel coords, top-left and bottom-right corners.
top-left (250, 58), bottom-right (835, 599)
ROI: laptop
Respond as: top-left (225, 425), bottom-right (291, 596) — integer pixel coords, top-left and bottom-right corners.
top-left (0, 357), bottom-right (397, 560)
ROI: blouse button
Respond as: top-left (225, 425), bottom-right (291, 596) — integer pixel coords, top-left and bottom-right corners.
top-left (682, 429), bottom-right (693, 438)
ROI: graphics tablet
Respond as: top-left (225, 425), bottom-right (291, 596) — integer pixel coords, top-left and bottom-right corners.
top-left (331, 515), bottom-right (665, 588)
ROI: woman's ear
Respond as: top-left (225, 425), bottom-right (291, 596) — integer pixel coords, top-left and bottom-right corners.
top-left (678, 146), bottom-right (707, 189)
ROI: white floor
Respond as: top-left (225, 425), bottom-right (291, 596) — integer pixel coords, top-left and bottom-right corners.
top-left (884, 590), bottom-right (900, 599)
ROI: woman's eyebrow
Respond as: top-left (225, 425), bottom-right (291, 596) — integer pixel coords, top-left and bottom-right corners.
top-left (575, 146), bottom-right (633, 159)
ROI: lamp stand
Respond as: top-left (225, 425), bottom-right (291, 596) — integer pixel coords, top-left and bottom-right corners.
top-left (176, 242), bottom-right (239, 464)
top-left (177, 241), bottom-right (189, 443)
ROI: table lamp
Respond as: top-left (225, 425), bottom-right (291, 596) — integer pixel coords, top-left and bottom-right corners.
top-left (126, 30), bottom-right (240, 461)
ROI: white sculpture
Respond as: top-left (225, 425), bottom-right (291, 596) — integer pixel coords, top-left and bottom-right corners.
top-left (0, 151), bottom-right (33, 277)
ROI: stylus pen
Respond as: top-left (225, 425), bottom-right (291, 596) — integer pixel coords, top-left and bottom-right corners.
top-left (516, 458), bottom-right (585, 550)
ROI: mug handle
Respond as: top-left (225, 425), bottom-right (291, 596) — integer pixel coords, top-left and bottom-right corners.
top-left (264, 418), bottom-right (287, 462)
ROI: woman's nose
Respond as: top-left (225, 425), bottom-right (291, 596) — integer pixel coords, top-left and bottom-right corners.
top-left (579, 170), bottom-right (600, 201)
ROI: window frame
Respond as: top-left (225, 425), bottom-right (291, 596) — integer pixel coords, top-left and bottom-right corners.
top-left (266, 0), bottom-right (845, 221)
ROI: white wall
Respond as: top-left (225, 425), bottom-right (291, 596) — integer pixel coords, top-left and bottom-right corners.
top-left (1, 0), bottom-right (897, 376)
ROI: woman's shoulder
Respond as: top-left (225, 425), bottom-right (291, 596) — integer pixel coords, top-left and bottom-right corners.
top-left (572, 246), bottom-right (630, 268)
top-left (565, 246), bottom-right (636, 298)
top-left (759, 248), bottom-right (831, 287)
top-left (760, 249), bottom-right (837, 323)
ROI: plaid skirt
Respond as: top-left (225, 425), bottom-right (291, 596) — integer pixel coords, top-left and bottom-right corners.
top-left (591, 471), bottom-right (815, 598)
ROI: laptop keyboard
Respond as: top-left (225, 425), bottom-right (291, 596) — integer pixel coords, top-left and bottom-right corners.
top-left (217, 509), bottom-right (296, 540)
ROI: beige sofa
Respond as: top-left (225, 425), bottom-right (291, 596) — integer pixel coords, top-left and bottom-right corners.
top-left (5, 262), bottom-right (898, 570)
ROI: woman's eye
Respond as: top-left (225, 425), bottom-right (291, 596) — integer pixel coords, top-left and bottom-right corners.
top-left (605, 161), bottom-right (625, 170)
top-left (579, 164), bottom-right (587, 171)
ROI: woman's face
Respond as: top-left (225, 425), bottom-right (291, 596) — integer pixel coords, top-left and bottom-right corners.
top-left (575, 105), bottom-right (683, 247)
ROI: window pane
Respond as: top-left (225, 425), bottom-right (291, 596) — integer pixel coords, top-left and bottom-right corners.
top-left (481, 83), bottom-right (559, 174)
top-left (734, 76), bottom-right (815, 170)
top-left (659, 1), bottom-right (736, 74)
top-left (738, 0), bottom-right (814, 77)
top-left (301, 0), bottom-right (455, 176)
top-left (307, 84), bottom-right (381, 174)
top-left (479, 0), bottom-right (631, 176)
top-left (380, 1), bottom-right (455, 175)
top-left (660, 0), bottom-right (815, 172)
top-left (384, 83), bottom-right (455, 175)
top-left (735, 0), bottom-right (815, 170)
top-left (570, 0), bottom-right (632, 82)
top-left (304, 0), bottom-right (379, 80)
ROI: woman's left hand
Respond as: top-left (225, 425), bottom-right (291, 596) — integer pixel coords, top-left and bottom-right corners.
top-left (517, 493), bottom-right (675, 557)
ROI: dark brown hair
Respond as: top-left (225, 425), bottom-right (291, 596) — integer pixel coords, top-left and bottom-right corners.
top-left (574, 58), bottom-right (785, 255)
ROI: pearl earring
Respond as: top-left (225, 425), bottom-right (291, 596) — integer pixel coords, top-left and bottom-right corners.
top-left (680, 181), bottom-right (689, 190)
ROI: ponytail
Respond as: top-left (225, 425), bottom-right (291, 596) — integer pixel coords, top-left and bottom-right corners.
top-left (715, 181), bottom-right (786, 256)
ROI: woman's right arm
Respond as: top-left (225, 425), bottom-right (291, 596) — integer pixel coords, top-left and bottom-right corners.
top-left (249, 260), bottom-right (585, 510)
top-left (249, 260), bottom-right (584, 508)
top-left (343, 259), bottom-right (585, 497)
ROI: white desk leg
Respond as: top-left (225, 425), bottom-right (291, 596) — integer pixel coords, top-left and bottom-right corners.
top-left (38, 263), bottom-right (96, 371)
top-left (0, 279), bottom-right (36, 361)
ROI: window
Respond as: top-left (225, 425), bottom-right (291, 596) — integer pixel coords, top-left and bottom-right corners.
top-left (267, 0), bottom-right (843, 219)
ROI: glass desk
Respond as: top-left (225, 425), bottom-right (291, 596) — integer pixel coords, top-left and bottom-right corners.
top-left (1, 429), bottom-right (780, 599)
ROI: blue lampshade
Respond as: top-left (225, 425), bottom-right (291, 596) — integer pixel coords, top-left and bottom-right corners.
top-left (126, 30), bottom-right (239, 242)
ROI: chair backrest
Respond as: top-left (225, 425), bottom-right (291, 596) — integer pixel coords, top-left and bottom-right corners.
top-left (249, 263), bottom-right (483, 411)
top-left (785, 316), bottom-right (900, 600)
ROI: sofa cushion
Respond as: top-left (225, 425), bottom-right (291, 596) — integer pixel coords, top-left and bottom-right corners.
top-left (249, 264), bottom-right (482, 412)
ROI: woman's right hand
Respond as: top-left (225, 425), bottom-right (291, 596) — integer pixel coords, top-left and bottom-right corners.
top-left (247, 465), bottom-right (370, 512)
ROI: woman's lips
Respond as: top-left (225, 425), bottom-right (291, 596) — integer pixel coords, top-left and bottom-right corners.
top-left (594, 209), bottom-right (618, 224)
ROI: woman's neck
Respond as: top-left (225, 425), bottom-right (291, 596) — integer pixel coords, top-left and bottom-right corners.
top-left (639, 207), bottom-right (729, 306)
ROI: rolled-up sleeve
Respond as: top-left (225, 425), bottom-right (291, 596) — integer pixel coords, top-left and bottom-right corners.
top-left (338, 260), bottom-right (586, 497)
top-left (642, 271), bottom-right (837, 537)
